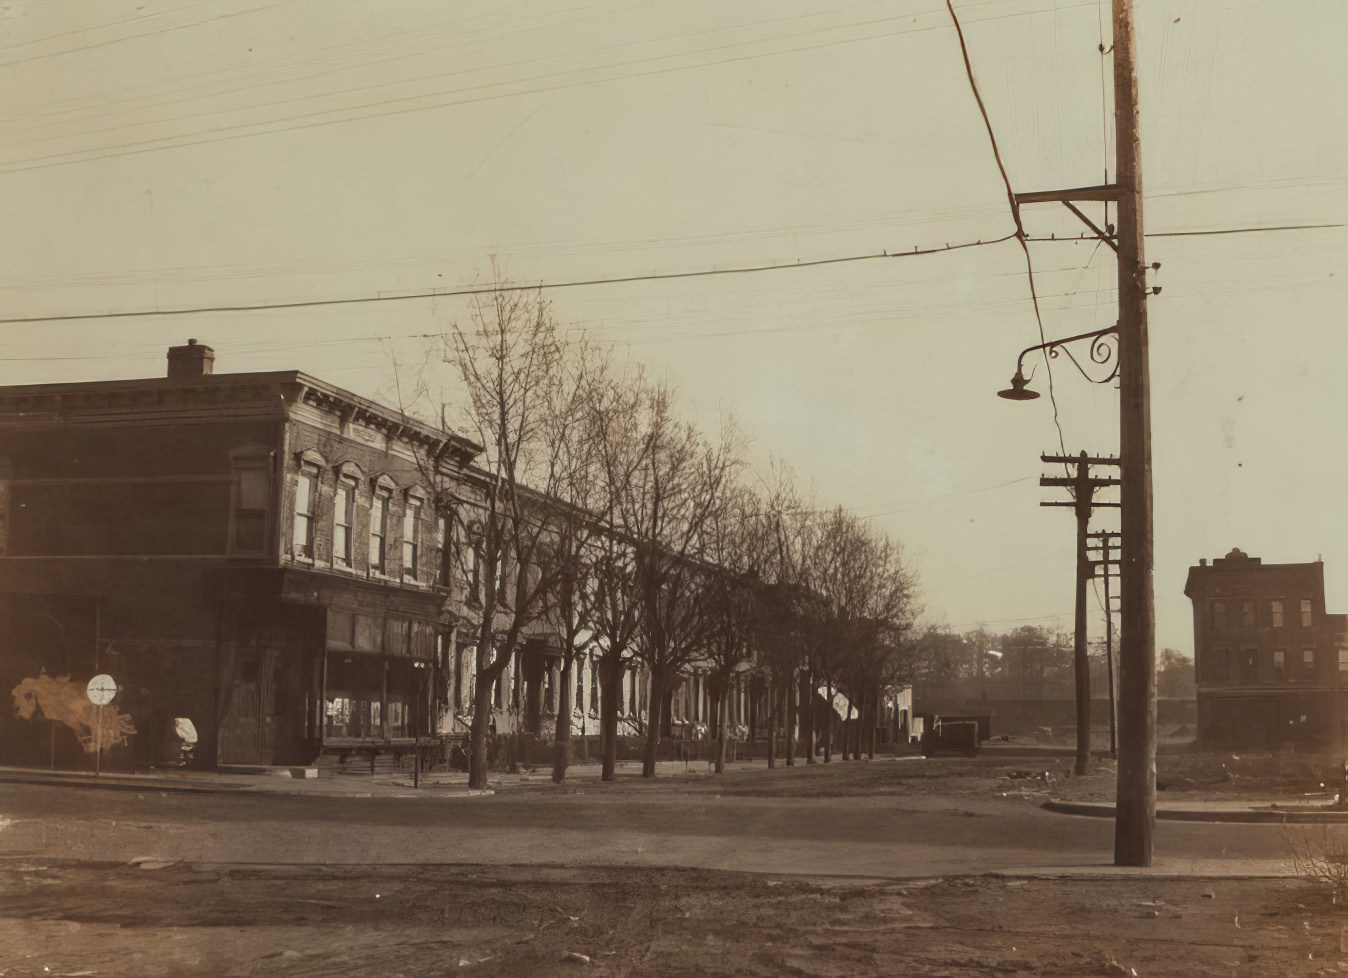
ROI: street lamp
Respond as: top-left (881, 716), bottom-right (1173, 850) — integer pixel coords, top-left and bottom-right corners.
top-left (996, 325), bottom-right (1120, 401)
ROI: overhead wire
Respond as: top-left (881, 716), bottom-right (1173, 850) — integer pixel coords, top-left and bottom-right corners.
top-left (944, 0), bottom-right (1068, 460)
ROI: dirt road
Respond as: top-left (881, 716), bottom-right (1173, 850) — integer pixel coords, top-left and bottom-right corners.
top-left (2, 755), bottom-right (1344, 976)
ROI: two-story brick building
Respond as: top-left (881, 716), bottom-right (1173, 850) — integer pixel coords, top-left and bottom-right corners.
top-left (1185, 548), bottom-right (1348, 752)
top-left (0, 340), bottom-right (485, 770)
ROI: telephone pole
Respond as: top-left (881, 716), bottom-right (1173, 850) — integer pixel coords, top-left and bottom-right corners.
top-left (1041, 452), bottom-right (1120, 775)
top-left (1110, 0), bottom-right (1156, 868)
top-left (1088, 530), bottom-right (1122, 759)
top-left (1007, 0), bottom-right (1156, 866)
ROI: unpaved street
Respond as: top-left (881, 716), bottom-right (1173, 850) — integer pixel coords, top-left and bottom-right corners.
top-left (1, 757), bottom-right (1343, 976)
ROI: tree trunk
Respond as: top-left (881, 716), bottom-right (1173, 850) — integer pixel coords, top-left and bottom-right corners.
top-left (867, 687), bottom-right (878, 760)
top-left (551, 655), bottom-right (574, 784)
top-left (784, 674), bottom-right (796, 767)
top-left (642, 668), bottom-right (664, 778)
top-left (844, 699), bottom-right (855, 760)
top-left (715, 685), bottom-right (728, 774)
top-left (823, 675), bottom-right (833, 763)
top-left (468, 670), bottom-right (494, 790)
top-left (600, 655), bottom-right (621, 782)
top-left (801, 669), bottom-right (816, 765)
top-left (765, 677), bottom-right (776, 770)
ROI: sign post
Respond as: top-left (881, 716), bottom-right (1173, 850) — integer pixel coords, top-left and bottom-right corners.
top-left (86, 674), bottom-right (118, 777)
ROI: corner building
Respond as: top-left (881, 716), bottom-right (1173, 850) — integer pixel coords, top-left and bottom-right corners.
top-left (0, 341), bottom-right (478, 770)
top-left (1185, 548), bottom-right (1348, 753)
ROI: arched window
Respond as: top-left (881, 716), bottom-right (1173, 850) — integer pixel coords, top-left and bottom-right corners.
top-left (291, 450), bottom-right (327, 560)
top-left (368, 474), bottom-right (397, 575)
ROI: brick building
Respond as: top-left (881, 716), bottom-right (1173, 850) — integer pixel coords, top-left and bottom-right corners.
top-left (1185, 548), bottom-right (1348, 752)
top-left (0, 340), bottom-right (485, 770)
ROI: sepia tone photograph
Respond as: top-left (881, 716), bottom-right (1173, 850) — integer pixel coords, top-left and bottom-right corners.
top-left (0, 1), bottom-right (1345, 975)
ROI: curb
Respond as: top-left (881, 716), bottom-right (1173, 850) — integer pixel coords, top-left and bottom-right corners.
top-left (0, 771), bottom-right (495, 799)
top-left (1043, 799), bottom-right (1348, 824)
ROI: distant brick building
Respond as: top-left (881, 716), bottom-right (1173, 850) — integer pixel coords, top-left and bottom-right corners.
top-left (1185, 548), bottom-right (1348, 753)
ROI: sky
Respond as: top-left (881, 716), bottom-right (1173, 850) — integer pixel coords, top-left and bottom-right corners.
top-left (1, 0), bottom-right (1345, 654)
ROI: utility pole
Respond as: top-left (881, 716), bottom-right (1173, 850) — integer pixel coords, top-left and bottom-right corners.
top-left (1111, 0), bottom-right (1156, 868)
top-left (1010, 0), bottom-right (1156, 866)
top-left (1041, 452), bottom-right (1121, 775)
top-left (1088, 530), bottom-right (1121, 760)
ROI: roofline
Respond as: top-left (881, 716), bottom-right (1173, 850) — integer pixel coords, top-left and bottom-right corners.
top-left (0, 368), bottom-right (482, 462)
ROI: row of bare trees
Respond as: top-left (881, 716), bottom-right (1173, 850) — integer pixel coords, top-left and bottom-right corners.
top-left (410, 279), bottom-right (921, 789)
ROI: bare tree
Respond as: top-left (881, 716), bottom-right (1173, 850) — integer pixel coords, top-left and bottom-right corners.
top-left (620, 385), bottom-right (741, 778)
top-left (699, 484), bottom-right (763, 774)
top-left (585, 366), bottom-right (650, 782)
top-left (433, 274), bottom-right (580, 791)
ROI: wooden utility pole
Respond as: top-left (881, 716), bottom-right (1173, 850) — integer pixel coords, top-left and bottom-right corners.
top-left (1041, 452), bottom-right (1121, 775)
top-left (1011, 0), bottom-right (1156, 867)
top-left (1088, 530), bottom-right (1122, 760)
top-left (1111, 0), bottom-right (1156, 868)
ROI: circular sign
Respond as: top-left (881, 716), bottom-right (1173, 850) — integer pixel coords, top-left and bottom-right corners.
top-left (86, 674), bottom-right (118, 706)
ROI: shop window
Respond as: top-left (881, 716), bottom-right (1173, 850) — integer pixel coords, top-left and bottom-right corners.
top-left (333, 478), bottom-right (356, 566)
top-left (387, 699), bottom-right (407, 738)
top-left (228, 448), bottom-right (271, 555)
top-left (1272, 649), bottom-right (1285, 681)
top-left (402, 495), bottom-right (422, 580)
top-left (1270, 600), bottom-right (1284, 628)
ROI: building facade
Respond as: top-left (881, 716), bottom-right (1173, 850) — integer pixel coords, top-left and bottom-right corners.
top-left (2, 341), bottom-right (897, 772)
top-left (1185, 548), bottom-right (1348, 752)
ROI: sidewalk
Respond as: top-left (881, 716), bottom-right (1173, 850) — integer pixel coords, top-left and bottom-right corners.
top-left (1042, 795), bottom-right (1348, 823)
top-left (9, 759), bottom-right (1348, 823)
top-left (0, 758), bottom-right (753, 799)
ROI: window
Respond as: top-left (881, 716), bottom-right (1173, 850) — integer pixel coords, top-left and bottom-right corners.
top-left (1210, 648), bottom-right (1230, 682)
top-left (1212, 601), bottom-right (1226, 631)
top-left (575, 663), bottom-right (585, 715)
top-left (512, 655), bottom-right (523, 709)
top-left (1272, 649), bottom-right (1285, 681)
top-left (333, 479), bottom-right (355, 566)
top-left (292, 466), bottom-right (317, 558)
top-left (1270, 600), bottom-right (1284, 629)
top-left (1239, 648), bottom-right (1257, 681)
top-left (1242, 601), bottom-right (1255, 628)
top-left (1303, 648), bottom-right (1316, 677)
top-left (434, 516), bottom-right (450, 587)
top-left (402, 497), bottom-right (422, 579)
top-left (1339, 649), bottom-right (1348, 675)
top-left (369, 488), bottom-right (390, 573)
top-left (229, 450), bottom-right (271, 555)
top-left (1302, 599), bottom-right (1314, 628)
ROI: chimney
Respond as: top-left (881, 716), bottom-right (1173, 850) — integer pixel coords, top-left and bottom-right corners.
top-left (1199, 558), bottom-right (1207, 567)
top-left (167, 339), bottom-right (215, 378)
